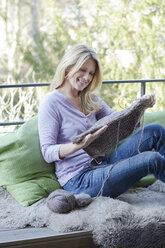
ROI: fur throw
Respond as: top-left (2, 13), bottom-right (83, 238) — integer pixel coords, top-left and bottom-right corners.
top-left (1, 180), bottom-right (165, 248)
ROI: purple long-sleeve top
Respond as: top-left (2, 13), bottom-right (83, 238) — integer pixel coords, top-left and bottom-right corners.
top-left (38, 90), bottom-right (114, 186)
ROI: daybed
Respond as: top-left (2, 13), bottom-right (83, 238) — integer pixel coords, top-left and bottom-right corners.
top-left (1, 108), bottom-right (165, 247)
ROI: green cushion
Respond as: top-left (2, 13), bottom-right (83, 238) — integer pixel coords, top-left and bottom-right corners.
top-left (0, 116), bottom-right (61, 207)
top-left (134, 110), bottom-right (165, 187)
top-left (144, 110), bottom-right (165, 127)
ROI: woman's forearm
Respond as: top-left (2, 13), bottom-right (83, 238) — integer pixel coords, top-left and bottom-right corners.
top-left (59, 142), bottom-right (83, 159)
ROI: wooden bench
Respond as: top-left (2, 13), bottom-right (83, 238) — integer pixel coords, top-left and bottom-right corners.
top-left (0, 228), bottom-right (97, 248)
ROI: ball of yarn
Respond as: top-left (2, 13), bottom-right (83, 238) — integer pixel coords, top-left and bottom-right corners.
top-left (75, 193), bottom-right (92, 207)
top-left (47, 189), bottom-right (76, 213)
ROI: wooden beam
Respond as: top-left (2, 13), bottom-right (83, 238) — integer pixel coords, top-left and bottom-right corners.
top-left (0, 228), bottom-right (97, 248)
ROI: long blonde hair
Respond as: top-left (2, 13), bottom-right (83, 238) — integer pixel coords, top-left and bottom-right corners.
top-left (50, 44), bottom-right (102, 114)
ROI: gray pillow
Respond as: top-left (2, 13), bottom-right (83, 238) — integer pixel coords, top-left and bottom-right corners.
top-left (72, 94), bottom-right (155, 158)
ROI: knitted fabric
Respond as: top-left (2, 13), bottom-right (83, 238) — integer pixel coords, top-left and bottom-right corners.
top-left (72, 94), bottom-right (155, 158)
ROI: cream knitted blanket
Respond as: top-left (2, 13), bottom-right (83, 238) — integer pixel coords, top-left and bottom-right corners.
top-left (72, 94), bottom-right (155, 158)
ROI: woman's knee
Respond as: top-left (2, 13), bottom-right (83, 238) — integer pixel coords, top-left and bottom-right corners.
top-left (146, 151), bottom-right (165, 172)
top-left (147, 151), bottom-right (162, 162)
top-left (145, 123), bottom-right (165, 135)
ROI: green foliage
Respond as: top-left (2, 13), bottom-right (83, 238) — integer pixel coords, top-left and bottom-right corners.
top-left (0, 0), bottom-right (165, 112)
top-left (23, 32), bottom-right (55, 81)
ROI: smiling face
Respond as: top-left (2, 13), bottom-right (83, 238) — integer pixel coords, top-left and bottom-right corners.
top-left (67, 58), bottom-right (96, 93)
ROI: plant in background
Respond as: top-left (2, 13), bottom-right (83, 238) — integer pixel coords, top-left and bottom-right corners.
top-left (0, 0), bottom-right (165, 120)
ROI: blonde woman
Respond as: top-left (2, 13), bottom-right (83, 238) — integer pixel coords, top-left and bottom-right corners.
top-left (38, 44), bottom-right (165, 198)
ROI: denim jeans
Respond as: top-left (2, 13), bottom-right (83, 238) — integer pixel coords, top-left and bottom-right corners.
top-left (64, 124), bottom-right (165, 198)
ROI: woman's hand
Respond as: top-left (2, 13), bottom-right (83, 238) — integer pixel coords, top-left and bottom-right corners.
top-left (77, 125), bottom-right (108, 149)
top-left (59, 125), bottom-right (108, 159)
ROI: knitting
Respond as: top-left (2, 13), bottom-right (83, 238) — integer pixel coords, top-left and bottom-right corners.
top-left (72, 94), bottom-right (156, 158)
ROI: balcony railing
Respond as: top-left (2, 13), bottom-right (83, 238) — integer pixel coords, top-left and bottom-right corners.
top-left (0, 79), bottom-right (165, 127)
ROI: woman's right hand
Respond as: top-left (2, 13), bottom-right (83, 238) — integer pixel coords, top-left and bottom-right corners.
top-left (78, 125), bottom-right (108, 149)
top-left (59, 125), bottom-right (108, 159)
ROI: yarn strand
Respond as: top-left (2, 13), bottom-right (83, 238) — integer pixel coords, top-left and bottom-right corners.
top-left (137, 114), bottom-right (145, 154)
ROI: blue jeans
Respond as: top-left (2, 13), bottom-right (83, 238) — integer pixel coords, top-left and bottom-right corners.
top-left (64, 124), bottom-right (165, 198)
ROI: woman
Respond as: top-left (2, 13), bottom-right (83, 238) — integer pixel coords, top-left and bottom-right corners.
top-left (38, 44), bottom-right (165, 199)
